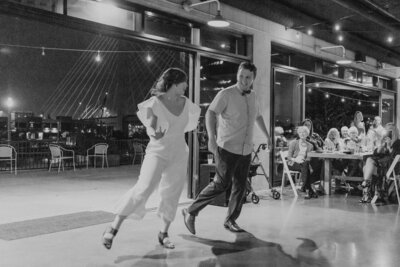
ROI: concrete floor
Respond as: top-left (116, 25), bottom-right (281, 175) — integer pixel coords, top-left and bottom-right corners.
top-left (0, 166), bottom-right (399, 267)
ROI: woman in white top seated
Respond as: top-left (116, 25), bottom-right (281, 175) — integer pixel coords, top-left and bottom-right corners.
top-left (287, 126), bottom-right (316, 199)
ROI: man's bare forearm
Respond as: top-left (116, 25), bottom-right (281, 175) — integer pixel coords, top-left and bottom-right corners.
top-left (205, 110), bottom-right (217, 141)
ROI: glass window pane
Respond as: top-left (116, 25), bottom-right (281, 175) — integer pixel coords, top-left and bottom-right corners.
top-left (0, 13), bottom-right (193, 141)
top-left (200, 27), bottom-right (247, 55)
top-left (305, 77), bottom-right (380, 135)
top-left (68, 0), bottom-right (135, 31)
top-left (9, 0), bottom-right (62, 13)
top-left (144, 11), bottom-right (192, 43)
top-left (198, 58), bottom-right (239, 162)
top-left (382, 92), bottom-right (395, 124)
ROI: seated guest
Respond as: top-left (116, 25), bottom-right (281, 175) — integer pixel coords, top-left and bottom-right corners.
top-left (361, 123), bottom-right (400, 203)
top-left (366, 116), bottom-right (385, 149)
top-left (324, 128), bottom-right (342, 151)
top-left (301, 119), bottom-right (324, 189)
top-left (339, 126), bottom-right (350, 149)
top-left (345, 126), bottom-right (363, 176)
top-left (341, 126), bottom-right (350, 139)
top-left (325, 128), bottom-right (346, 180)
top-left (287, 126), bottom-right (317, 199)
top-left (350, 111), bottom-right (366, 138)
top-left (344, 126), bottom-right (361, 152)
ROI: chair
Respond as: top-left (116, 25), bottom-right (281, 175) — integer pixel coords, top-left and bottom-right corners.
top-left (48, 144), bottom-right (75, 173)
top-left (0, 144), bottom-right (17, 175)
top-left (380, 154), bottom-right (400, 204)
top-left (132, 142), bottom-right (146, 165)
top-left (86, 143), bottom-right (109, 169)
top-left (280, 150), bottom-right (300, 197)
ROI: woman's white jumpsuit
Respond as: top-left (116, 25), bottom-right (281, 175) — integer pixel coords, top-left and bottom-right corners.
top-left (114, 96), bottom-right (200, 222)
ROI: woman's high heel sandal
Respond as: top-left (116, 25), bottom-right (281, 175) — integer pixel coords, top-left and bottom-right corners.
top-left (102, 226), bottom-right (118, 250)
top-left (158, 231), bottom-right (175, 249)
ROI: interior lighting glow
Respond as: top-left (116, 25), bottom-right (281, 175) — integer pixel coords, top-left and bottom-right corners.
top-left (338, 35), bottom-right (344, 42)
top-left (325, 93), bottom-right (330, 98)
top-left (358, 101), bottom-right (361, 105)
top-left (387, 36), bottom-right (393, 43)
top-left (41, 47), bottom-right (45, 56)
top-left (146, 53), bottom-right (152, 62)
top-left (307, 29), bottom-right (313, 35)
top-left (341, 98), bottom-right (345, 102)
top-left (372, 103), bottom-right (376, 107)
top-left (334, 24), bottom-right (341, 31)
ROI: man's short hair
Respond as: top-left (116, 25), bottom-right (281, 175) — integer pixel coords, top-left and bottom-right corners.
top-left (238, 62), bottom-right (257, 78)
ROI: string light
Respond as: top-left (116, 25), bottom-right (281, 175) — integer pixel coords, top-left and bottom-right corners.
top-left (334, 23), bottom-right (341, 31)
top-left (311, 87), bottom-right (379, 106)
top-left (387, 36), bottom-right (393, 43)
top-left (95, 50), bottom-right (101, 62)
top-left (338, 35), bottom-right (344, 42)
top-left (41, 46), bottom-right (45, 56)
top-left (146, 53), bottom-right (152, 62)
top-left (307, 28), bottom-right (313, 35)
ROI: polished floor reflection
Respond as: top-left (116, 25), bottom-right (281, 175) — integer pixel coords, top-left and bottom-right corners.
top-left (0, 167), bottom-right (399, 267)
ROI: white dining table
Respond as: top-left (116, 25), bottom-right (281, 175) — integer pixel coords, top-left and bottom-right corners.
top-left (307, 151), bottom-right (373, 195)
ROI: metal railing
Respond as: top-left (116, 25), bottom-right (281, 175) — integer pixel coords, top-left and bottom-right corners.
top-left (0, 138), bottom-right (148, 171)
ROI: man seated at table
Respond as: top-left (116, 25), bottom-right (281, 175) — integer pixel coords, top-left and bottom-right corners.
top-left (287, 126), bottom-right (318, 199)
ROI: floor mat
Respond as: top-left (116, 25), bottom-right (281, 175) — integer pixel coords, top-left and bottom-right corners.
top-left (0, 211), bottom-right (115, 240)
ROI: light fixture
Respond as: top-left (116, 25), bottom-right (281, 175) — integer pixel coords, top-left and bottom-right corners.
top-left (182, 0), bottom-right (230, 28)
top-left (41, 47), bottom-right (45, 56)
top-left (387, 36), bottom-right (393, 43)
top-left (95, 50), bottom-right (101, 62)
top-left (319, 45), bottom-right (352, 65)
top-left (146, 53), bottom-right (152, 62)
top-left (307, 28), bottom-right (313, 35)
top-left (334, 23), bottom-right (341, 31)
top-left (338, 34), bottom-right (343, 42)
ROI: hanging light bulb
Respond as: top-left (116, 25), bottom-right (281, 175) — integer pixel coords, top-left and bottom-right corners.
top-left (372, 102), bottom-right (376, 107)
top-left (334, 23), bottom-right (341, 31)
top-left (95, 50), bottom-right (101, 62)
top-left (387, 36), bottom-right (393, 43)
top-left (308, 88), bottom-right (312, 93)
top-left (341, 98), bottom-right (345, 102)
top-left (296, 31), bottom-right (300, 39)
top-left (146, 53), bottom-right (152, 62)
top-left (357, 101), bottom-right (361, 106)
top-left (325, 93), bottom-right (330, 98)
top-left (338, 35), bottom-right (344, 42)
top-left (41, 47), bottom-right (45, 56)
top-left (307, 28), bottom-right (313, 35)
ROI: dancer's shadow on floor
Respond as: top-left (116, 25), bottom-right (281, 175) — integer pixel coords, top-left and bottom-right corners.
top-left (181, 231), bottom-right (331, 267)
top-left (114, 232), bottom-right (330, 267)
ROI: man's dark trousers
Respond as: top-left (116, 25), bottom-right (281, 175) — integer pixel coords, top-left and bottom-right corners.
top-left (188, 147), bottom-right (251, 223)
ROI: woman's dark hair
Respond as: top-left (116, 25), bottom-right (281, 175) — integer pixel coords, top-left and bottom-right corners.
top-left (151, 68), bottom-right (187, 96)
top-left (238, 62), bottom-right (257, 78)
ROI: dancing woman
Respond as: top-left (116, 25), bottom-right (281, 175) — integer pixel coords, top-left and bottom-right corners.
top-left (102, 68), bottom-right (200, 249)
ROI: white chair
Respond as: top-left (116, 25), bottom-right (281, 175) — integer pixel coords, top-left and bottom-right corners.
top-left (132, 142), bottom-right (146, 165)
top-left (381, 154), bottom-right (400, 204)
top-left (280, 150), bottom-right (300, 197)
top-left (0, 144), bottom-right (17, 175)
top-left (48, 144), bottom-right (75, 173)
top-left (86, 143), bottom-right (109, 169)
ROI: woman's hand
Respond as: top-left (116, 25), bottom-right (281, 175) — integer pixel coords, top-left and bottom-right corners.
top-left (151, 127), bottom-right (166, 140)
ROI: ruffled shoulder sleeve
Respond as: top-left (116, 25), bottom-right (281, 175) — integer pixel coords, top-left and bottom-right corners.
top-left (137, 96), bottom-right (165, 136)
top-left (184, 98), bottom-right (201, 133)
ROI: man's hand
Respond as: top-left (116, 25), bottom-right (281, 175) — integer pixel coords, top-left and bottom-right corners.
top-left (151, 127), bottom-right (166, 140)
top-left (208, 138), bottom-right (218, 155)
